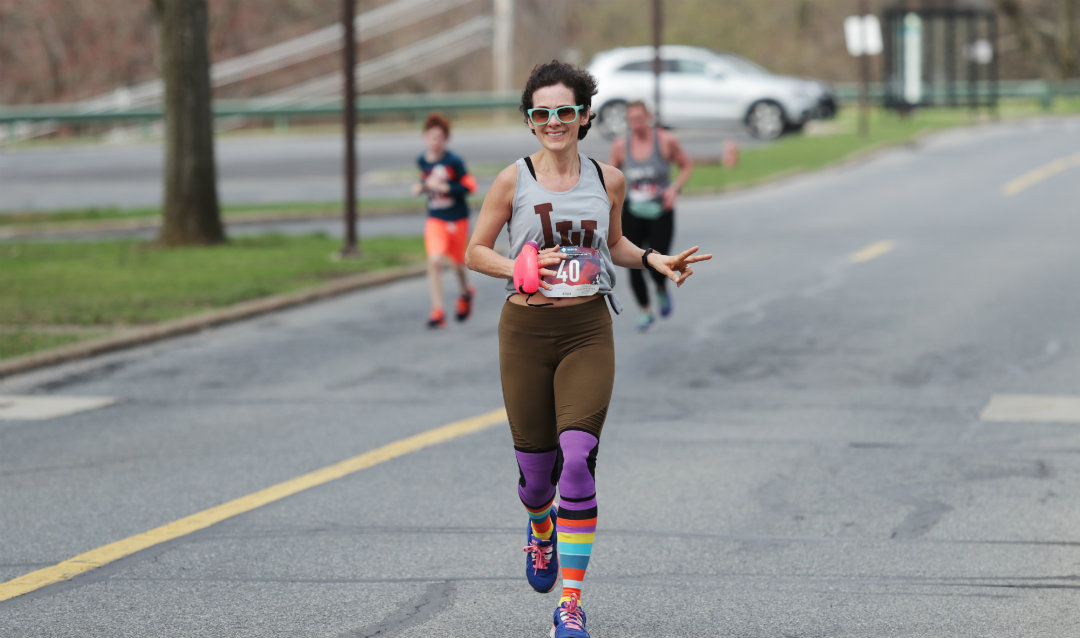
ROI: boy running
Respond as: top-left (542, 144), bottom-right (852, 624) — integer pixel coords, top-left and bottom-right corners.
top-left (412, 112), bottom-right (478, 328)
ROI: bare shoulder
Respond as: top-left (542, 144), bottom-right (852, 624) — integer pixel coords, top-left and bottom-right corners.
top-left (486, 161), bottom-right (519, 196)
top-left (657, 128), bottom-right (684, 150)
top-left (494, 161), bottom-right (519, 185)
top-left (477, 162), bottom-right (519, 216)
top-left (593, 159), bottom-right (624, 189)
top-left (592, 159), bottom-right (625, 204)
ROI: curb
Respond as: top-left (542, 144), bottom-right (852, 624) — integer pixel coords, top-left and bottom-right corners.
top-left (0, 263), bottom-right (427, 380)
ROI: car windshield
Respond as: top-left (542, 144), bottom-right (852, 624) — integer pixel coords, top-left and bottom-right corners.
top-left (716, 53), bottom-right (769, 75)
top-left (617, 59), bottom-right (678, 73)
top-left (617, 58), bottom-right (710, 75)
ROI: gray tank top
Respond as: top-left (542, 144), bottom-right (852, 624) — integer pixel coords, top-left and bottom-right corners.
top-left (505, 152), bottom-right (617, 303)
top-left (623, 129), bottom-right (671, 219)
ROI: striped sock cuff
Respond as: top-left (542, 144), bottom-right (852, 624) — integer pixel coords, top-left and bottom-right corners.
top-left (526, 499), bottom-right (555, 540)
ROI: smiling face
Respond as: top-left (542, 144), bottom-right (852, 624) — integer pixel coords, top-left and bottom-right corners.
top-left (528, 83), bottom-right (588, 152)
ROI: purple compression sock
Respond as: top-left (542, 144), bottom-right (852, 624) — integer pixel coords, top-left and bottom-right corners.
top-left (515, 448), bottom-right (559, 510)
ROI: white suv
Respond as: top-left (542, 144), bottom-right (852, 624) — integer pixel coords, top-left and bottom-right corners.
top-left (587, 45), bottom-right (821, 140)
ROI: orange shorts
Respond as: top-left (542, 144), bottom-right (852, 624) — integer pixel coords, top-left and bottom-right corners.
top-left (424, 217), bottom-right (469, 264)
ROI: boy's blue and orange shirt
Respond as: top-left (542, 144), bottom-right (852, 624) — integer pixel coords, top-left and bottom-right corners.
top-left (417, 150), bottom-right (477, 222)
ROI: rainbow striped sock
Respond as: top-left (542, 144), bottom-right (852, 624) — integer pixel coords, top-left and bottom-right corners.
top-left (526, 498), bottom-right (556, 541)
top-left (556, 493), bottom-right (597, 604)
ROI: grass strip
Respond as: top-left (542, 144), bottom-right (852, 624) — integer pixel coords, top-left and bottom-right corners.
top-left (0, 233), bottom-right (424, 360)
top-left (0, 197), bottom-right (489, 231)
top-left (0, 331), bottom-right (110, 361)
top-left (687, 106), bottom-right (1038, 193)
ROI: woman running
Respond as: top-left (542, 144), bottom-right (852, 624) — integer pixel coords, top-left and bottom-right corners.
top-left (609, 100), bottom-right (694, 331)
top-left (465, 60), bottom-right (711, 638)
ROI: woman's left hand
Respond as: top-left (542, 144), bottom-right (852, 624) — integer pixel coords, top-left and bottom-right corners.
top-left (648, 246), bottom-right (712, 287)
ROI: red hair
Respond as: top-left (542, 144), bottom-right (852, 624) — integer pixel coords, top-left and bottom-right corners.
top-left (423, 111), bottom-right (451, 136)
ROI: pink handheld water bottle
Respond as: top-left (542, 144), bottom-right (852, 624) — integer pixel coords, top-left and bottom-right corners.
top-left (513, 240), bottom-right (540, 294)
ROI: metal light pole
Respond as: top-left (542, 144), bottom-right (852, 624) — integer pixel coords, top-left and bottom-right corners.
top-left (342, 0), bottom-right (359, 257)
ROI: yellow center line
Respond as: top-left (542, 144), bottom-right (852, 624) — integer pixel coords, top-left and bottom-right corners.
top-left (0, 408), bottom-right (507, 603)
top-left (849, 240), bottom-right (895, 264)
top-left (1002, 152), bottom-right (1080, 197)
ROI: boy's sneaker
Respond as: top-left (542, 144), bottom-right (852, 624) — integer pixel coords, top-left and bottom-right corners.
top-left (637, 311), bottom-right (655, 332)
top-left (551, 596), bottom-right (589, 638)
top-left (426, 308), bottom-right (446, 329)
top-left (455, 285), bottom-right (476, 322)
top-left (657, 291), bottom-right (673, 318)
top-left (523, 509), bottom-right (559, 593)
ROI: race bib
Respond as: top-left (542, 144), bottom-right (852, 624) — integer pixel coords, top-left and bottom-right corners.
top-left (540, 245), bottom-right (603, 298)
top-left (627, 182), bottom-right (664, 219)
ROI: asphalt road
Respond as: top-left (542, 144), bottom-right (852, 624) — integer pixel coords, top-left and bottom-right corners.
top-left (2, 117), bottom-right (1080, 637)
top-left (0, 125), bottom-right (752, 212)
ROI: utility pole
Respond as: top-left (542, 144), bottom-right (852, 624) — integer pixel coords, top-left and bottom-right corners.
top-left (651, 0), bottom-right (662, 124)
top-left (493, 0), bottom-right (513, 96)
top-left (858, 0), bottom-right (871, 138)
top-left (342, 0), bottom-right (359, 257)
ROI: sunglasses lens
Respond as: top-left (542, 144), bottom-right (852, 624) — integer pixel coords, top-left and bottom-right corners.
top-left (530, 109), bottom-right (551, 125)
top-left (556, 106), bottom-right (579, 123)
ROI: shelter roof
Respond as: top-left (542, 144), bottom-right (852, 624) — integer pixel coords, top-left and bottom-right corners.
top-left (884, 0), bottom-right (994, 13)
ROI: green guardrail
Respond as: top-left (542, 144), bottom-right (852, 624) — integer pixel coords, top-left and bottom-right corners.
top-left (0, 92), bottom-right (520, 124)
top-left (1, 82), bottom-right (1077, 144)
top-left (0, 91), bottom-right (523, 143)
top-left (833, 79), bottom-right (1080, 108)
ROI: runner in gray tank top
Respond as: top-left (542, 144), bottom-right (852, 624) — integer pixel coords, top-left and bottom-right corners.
top-left (503, 151), bottom-right (617, 302)
top-left (609, 100), bottom-right (694, 331)
top-left (465, 60), bottom-right (711, 638)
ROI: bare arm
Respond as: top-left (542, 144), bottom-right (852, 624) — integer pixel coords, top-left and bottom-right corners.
top-left (660, 130), bottom-right (693, 209)
top-left (465, 164), bottom-right (517, 279)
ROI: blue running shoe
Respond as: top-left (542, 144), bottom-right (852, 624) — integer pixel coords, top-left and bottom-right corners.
top-left (523, 509), bottom-right (559, 593)
top-left (657, 290), bottom-right (672, 318)
top-left (551, 596), bottom-right (589, 638)
top-left (637, 311), bottom-right (655, 332)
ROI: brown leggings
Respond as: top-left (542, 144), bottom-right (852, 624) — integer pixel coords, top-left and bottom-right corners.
top-left (498, 297), bottom-right (615, 451)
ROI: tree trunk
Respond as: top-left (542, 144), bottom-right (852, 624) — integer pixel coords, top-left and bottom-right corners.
top-left (1060, 0), bottom-right (1078, 79)
top-left (154, 0), bottom-right (225, 246)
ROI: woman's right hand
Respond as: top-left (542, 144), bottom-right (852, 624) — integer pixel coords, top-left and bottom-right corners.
top-left (536, 245), bottom-right (566, 291)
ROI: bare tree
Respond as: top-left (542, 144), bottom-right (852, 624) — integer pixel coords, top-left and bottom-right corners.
top-left (994, 0), bottom-right (1080, 80)
top-left (154, 0), bottom-right (225, 246)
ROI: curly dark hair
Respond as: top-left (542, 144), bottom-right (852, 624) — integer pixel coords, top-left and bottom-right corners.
top-left (519, 60), bottom-right (598, 140)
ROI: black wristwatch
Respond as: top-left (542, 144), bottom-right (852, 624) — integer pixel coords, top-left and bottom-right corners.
top-left (641, 248), bottom-right (659, 273)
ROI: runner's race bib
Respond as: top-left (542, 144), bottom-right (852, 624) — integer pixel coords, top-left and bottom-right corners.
top-left (540, 245), bottom-right (603, 298)
top-left (627, 182), bottom-right (665, 219)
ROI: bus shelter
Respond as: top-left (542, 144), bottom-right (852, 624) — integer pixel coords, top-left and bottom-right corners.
top-left (883, 0), bottom-right (998, 111)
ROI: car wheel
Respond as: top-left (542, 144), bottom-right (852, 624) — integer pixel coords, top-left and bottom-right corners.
top-left (745, 100), bottom-right (785, 141)
top-left (597, 100), bottom-right (628, 139)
